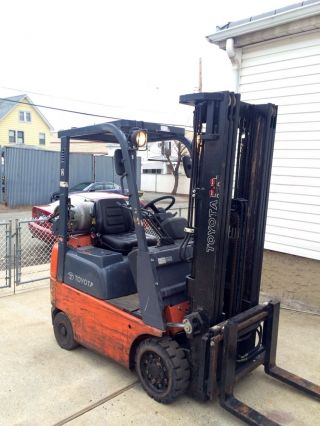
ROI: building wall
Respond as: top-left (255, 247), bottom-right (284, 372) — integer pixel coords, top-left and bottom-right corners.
top-left (3, 146), bottom-right (140, 207)
top-left (239, 31), bottom-right (320, 261)
top-left (141, 173), bottom-right (189, 194)
top-left (0, 100), bottom-right (51, 147)
top-left (261, 249), bottom-right (320, 312)
top-left (49, 139), bottom-right (110, 154)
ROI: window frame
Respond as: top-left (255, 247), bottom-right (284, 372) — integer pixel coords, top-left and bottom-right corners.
top-left (16, 130), bottom-right (25, 144)
top-left (9, 130), bottom-right (16, 144)
top-left (19, 111), bottom-right (32, 122)
top-left (39, 132), bottom-right (46, 145)
top-left (142, 168), bottom-right (162, 174)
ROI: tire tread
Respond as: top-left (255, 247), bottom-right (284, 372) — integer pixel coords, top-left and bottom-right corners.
top-left (135, 336), bottom-right (190, 403)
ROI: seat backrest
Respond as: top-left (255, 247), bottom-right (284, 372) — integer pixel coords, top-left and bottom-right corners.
top-left (93, 198), bottom-right (133, 235)
top-left (161, 217), bottom-right (187, 239)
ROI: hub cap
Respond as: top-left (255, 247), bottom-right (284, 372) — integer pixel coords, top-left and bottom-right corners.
top-left (140, 351), bottom-right (169, 393)
top-left (59, 324), bottom-right (67, 337)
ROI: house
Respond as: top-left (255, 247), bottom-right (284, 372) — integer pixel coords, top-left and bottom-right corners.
top-left (0, 94), bottom-right (53, 148)
top-left (49, 134), bottom-right (111, 154)
top-left (207, 1), bottom-right (320, 261)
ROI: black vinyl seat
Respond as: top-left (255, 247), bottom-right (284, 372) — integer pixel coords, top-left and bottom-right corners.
top-left (100, 232), bottom-right (142, 253)
top-left (160, 217), bottom-right (187, 240)
top-left (93, 198), bottom-right (157, 253)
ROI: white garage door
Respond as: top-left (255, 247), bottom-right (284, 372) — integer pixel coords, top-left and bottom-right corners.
top-left (239, 31), bottom-right (320, 260)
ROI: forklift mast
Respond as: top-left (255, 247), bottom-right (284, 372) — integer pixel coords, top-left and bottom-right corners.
top-left (179, 92), bottom-right (278, 402)
top-left (180, 92), bottom-right (277, 326)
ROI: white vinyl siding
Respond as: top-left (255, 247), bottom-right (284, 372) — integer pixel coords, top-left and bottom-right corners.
top-left (239, 31), bottom-right (320, 260)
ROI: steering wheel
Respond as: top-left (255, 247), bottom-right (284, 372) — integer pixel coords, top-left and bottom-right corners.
top-left (143, 195), bottom-right (176, 213)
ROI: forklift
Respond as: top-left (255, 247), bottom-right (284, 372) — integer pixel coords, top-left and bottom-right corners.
top-left (50, 92), bottom-right (320, 425)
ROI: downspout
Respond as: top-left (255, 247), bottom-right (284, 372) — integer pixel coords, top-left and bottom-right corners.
top-left (225, 38), bottom-right (242, 92)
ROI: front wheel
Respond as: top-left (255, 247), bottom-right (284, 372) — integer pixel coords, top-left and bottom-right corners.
top-left (53, 312), bottom-right (79, 350)
top-left (135, 337), bottom-right (190, 403)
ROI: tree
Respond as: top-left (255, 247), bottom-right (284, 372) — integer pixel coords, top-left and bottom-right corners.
top-left (164, 141), bottom-right (188, 195)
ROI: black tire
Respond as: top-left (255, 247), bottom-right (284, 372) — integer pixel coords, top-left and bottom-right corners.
top-left (135, 337), bottom-right (190, 403)
top-left (53, 312), bottom-right (79, 350)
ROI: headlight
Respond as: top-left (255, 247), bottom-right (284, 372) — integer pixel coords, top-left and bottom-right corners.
top-left (130, 129), bottom-right (148, 149)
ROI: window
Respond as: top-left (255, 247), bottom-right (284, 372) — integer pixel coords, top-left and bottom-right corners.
top-left (39, 133), bottom-right (46, 145)
top-left (17, 131), bottom-right (24, 144)
top-left (94, 184), bottom-right (104, 191)
top-left (103, 183), bottom-right (115, 189)
top-left (19, 111), bottom-right (31, 122)
top-left (142, 169), bottom-right (162, 174)
top-left (71, 182), bottom-right (92, 191)
top-left (9, 130), bottom-right (16, 143)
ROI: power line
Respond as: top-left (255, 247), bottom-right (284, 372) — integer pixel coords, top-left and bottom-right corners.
top-left (0, 86), bottom-right (126, 110)
top-left (0, 97), bottom-right (193, 130)
top-left (0, 97), bottom-right (120, 120)
top-left (1, 84), bottom-right (195, 121)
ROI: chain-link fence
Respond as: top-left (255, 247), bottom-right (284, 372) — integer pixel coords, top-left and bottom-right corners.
top-left (143, 207), bottom-right (189, 243)
top-left (0, 218), bottom-right (54, 295)
top-left (14, 219), bottom-right (54, 289)
top-left (0, 221), bottom-right (12, 290)
top-left (0, 208), bottom-right (189, 296)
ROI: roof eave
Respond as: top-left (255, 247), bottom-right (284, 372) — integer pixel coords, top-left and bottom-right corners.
top-left (207, 2), bottom-right (320, 45)
top-left (0, 95), bottom-right (54, 130)
top-left (23, 95), bottom-right (54, 131)
top-left (0, 95), bottom-right (25, 122)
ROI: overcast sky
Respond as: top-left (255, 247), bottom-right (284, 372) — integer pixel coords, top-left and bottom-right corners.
top-left (1, 0), bottom-right (296, 131)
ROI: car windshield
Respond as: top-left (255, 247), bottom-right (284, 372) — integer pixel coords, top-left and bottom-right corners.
top-left (70, 182), bottom-right (92, 191)
top-left (103, 183), bottom-right (116, 189)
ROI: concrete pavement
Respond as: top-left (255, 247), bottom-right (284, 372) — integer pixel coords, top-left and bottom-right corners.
top-left (0, 205), bottom-right (32, 221)
top-left (1, 287), bottom-right (319, 426)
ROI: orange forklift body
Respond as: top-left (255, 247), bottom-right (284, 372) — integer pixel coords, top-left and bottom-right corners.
top-left (50, 240), bottom-right (188, 368)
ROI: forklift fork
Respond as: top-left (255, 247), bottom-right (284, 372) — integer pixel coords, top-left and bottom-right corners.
top-left (218, 301), bottom-right (320, 425)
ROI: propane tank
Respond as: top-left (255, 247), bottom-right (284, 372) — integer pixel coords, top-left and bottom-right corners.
top-left (52, 196), bottom-right (94, 233)
top-left (69, 200), bottom-right (94, 232)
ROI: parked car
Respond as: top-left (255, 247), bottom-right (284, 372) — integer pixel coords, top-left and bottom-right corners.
top-left (29, 192), bottom-right (128, 243)
top-left (50, 181), bottom-right (123, 202)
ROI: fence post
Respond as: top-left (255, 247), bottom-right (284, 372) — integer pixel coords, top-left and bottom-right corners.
top-left (14, 219), bottom-right (21, 293)
top-left (6, 220), bottom-right (12, 289)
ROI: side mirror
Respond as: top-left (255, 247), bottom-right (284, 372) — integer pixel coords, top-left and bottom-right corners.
top-left (114, 149), bottom-right (125, 176)
top-left (182, 155), bottom-right (192, 178)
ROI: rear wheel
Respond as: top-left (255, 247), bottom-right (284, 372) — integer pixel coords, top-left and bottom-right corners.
top-left (135, 337), bottom-right (190, 403)
top-left (53, 312), bottom-right (78, 350)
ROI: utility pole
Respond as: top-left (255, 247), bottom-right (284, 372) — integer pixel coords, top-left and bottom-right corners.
top-left (198, 57), bottom-right (202, 92)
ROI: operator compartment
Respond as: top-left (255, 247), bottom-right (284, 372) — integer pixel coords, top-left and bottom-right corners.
top-left (63, 246), bottom-right (137, 299)
top-left (92, 198), bottom-right (158, 253)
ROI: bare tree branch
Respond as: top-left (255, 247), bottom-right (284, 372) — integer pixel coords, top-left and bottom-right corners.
top-left (164, 141), bottom-right (188, 194)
